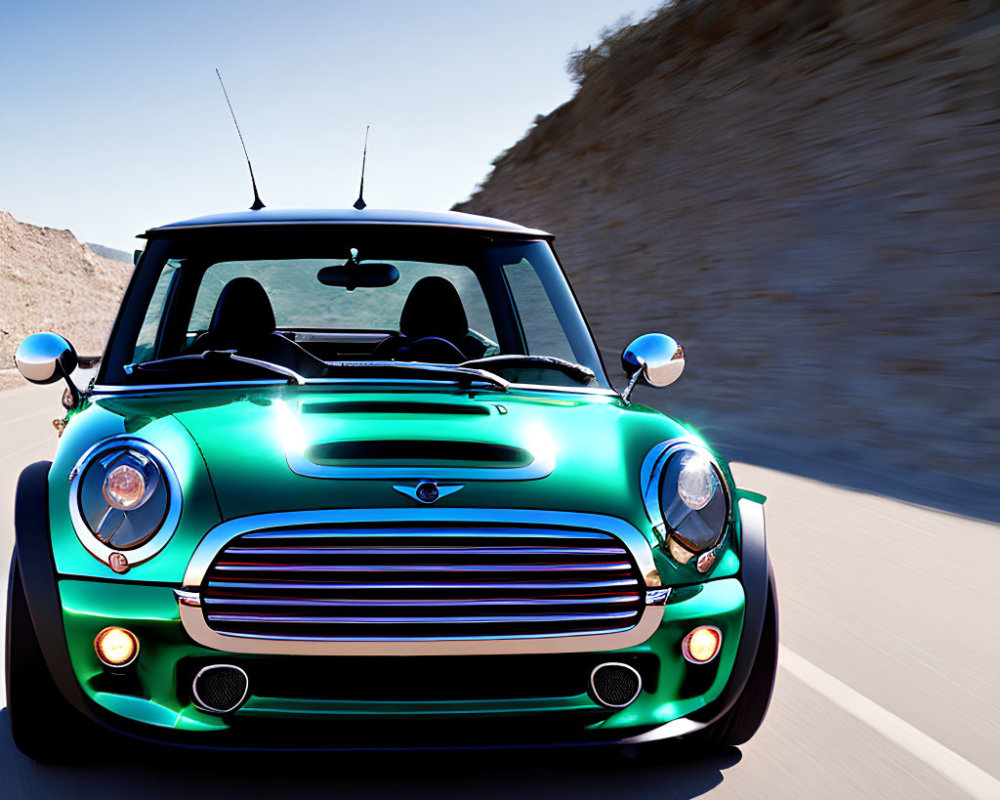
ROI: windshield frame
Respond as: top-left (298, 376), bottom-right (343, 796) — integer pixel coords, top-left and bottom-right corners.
top-left (97, 224), bottom-right (611, 392)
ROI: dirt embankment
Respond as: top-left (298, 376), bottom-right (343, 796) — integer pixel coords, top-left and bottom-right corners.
top-left (457, 0), bottom-right (1000, 518)
top-left (0, 209), bottom-right (132, 390)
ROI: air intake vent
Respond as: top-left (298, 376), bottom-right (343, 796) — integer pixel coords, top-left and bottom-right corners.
top-left (305, 440), bottom-right (532, 468)
top-left (192, 664), bottom-right (249, 713)
top-left (589, 662), bottom-right (642, 708)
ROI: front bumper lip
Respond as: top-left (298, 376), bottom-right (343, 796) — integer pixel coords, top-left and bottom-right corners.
top-left (71, 696), bottom-right (707, 752)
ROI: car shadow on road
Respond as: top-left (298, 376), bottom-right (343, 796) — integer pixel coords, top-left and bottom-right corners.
top-left (0, 709), bottom-right (741, 800)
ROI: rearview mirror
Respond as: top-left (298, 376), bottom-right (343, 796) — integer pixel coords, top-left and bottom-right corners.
top-left (318, 262), bottom-right (399, 291)
top-left (620, 333), bottom-right (684, 405)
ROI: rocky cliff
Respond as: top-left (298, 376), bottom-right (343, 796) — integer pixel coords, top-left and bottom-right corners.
top-left (0, 210), bottom-right (132, 389)
top-left (457, 0), bottom-right (1000, 518)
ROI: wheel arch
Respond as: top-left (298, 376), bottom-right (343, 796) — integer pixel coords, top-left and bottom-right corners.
top-left (11, 460), bottom-right (91, 716)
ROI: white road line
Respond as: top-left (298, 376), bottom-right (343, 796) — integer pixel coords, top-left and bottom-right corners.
top-left (779, 645), bottom-right (1000, 800)
top-left (0, 406), bottom-right (53, 431)
top-left (0, 439), bottom-right (53, 465)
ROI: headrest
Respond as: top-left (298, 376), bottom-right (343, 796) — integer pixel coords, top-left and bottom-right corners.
top-left (399, 276), bottom-right (468, 341)
top-left (208, 277), bottom-right (276, 344)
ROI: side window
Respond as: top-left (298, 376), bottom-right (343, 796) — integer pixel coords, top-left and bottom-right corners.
top-left (131, 260), bottom-right (181, 364)
top-left (501, 259), bottom-right (577, 362)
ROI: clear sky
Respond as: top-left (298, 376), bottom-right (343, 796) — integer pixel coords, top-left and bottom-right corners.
top-left (1, 0), bottom-right (657, 252)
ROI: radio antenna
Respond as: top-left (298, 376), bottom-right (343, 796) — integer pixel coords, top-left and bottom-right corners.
top-left (215, 68), bottom-right (265, 211)
top-left (353, 125), bottom-right (370, 210)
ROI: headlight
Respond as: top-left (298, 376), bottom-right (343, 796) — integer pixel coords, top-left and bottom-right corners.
top-left (642, 441), bottom-right (730, 564)
top-left (659, 446), bottom-right (728, 553)
top-left (104, 454), bottom-right (159, 510)
top-left (70, 438), bottom-right (181, 570)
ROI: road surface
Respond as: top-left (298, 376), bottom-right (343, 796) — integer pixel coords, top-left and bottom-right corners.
top-left (1, 382), bottom-right (997, 799)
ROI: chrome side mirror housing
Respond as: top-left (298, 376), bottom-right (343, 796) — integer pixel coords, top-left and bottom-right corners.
top-left (15, 332), bottom-right (83, 407)
top-left (620, 333), bottom-right (685, 405)
top-left (15, 332), bottom-right (78, 384)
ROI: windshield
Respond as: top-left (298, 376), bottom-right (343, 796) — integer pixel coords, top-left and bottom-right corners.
top-left (101, 227), bottom-right (609, 390)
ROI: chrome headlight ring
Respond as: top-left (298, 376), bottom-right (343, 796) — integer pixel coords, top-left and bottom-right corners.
top-left (69, 436), bottom-right (182, 571)
top-left (640, 439), bottom-right (732, 564)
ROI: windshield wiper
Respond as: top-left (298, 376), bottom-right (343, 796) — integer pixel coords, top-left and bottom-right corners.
top-left (321, 360), bottom-right (509, 392)
top-left (459, 355), bottom-right (595, 385)
top-left (129, 351), bottom-right (306, 385)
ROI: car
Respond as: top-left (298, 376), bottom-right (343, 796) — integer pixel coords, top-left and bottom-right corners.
top-left (7, 207), bottom-right (777, 759)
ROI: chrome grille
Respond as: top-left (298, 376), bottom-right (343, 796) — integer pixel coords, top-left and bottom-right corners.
top-left (201, 525), bottom-right (644, 641)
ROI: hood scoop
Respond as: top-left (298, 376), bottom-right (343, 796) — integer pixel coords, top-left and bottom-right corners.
top-left (306, 440), bottom-right (532, 469)
top-left (288, 436), bottom-right (554, 481)
top-left (302, 401), bottom-right (492, 417)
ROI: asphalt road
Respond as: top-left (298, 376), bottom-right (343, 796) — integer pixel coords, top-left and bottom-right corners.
top-left (1, 382), bottom-right (998, 799)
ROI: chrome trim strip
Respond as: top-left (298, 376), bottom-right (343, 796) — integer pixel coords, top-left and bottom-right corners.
top-left (182, 509), bottom-right (657, 588)
top-left (222, 545), bottom-right (627, 556)
top-left (589, 662), bottom-right (642, 709)
top-left (211, 562), bottom-right (633, 573)
top-left (68, 437), bottom-right (183, 568)
top-left (205, 611), bottom-right (639, 625)
top-left (178, 603), bottom-right (663, 655)
top-left (202, 595), bottom-right (641, 608)
top-left (207, 578), bottom-right (639, 591)
top-left (174, 589), bottom-right (201, 607)
top-left (239, 528), bottom-right (616, 541)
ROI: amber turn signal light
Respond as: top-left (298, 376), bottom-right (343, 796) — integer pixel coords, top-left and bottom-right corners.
top-left (682, 625), bottom-right (721, 664)
top-left (95, 626), bottom-right (139, 667)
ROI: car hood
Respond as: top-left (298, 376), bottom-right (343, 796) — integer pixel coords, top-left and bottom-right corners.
top-left (88, 385), bottom-right (691, 527)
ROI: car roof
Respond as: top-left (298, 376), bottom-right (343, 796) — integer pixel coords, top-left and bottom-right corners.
top-left (142, 208), bottom-right (553, 238)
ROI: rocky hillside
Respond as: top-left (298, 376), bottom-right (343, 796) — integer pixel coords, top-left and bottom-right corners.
top-left (457, 0), bottom-right (1000, 519)
top-left (1, 210), bottom-right (132, 389)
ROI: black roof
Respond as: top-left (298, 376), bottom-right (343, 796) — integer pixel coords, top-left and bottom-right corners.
top-left (143, 208), bottom-right (552, 238)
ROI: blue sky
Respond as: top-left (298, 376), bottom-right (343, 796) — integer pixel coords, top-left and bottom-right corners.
top-left (1, 0), bottom-right (656, 251)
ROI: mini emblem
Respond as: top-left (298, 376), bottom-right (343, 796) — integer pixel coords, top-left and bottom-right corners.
top-left (393, 481), bottom-right (464, 504)
top-left (416, 481), bottom-right (439, 503)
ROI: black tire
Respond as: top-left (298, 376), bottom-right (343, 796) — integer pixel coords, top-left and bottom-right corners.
top-left (696, 568), bottom-right (779, 748)
top-left (5, 556), bottom-right (91, 762)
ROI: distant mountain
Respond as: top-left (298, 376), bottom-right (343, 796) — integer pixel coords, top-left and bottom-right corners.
top-left (0, 210), bottom-right (132, 380)
top-left (85, 242), bottom-right (131, 264)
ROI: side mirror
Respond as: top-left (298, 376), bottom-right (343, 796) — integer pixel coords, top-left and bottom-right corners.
top-left (620, 333), bottom-right (685, 405)
top-left (15, 332), bottom-right (82, 406)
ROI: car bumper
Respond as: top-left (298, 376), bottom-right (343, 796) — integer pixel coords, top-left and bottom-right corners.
top-left (56, 576), bottom-right (746, 748)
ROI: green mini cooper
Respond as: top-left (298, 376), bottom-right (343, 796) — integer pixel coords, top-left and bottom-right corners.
top-left (8, 207), bottom-right (777, 758)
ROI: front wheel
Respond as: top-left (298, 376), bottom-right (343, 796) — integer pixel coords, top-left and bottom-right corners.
top-left (5, 558), bottom-right (90, 761)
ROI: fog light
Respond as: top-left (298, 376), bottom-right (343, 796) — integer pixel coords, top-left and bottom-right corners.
top-left (95, 626), bottom-right (139, 667)
top-left (682, 625), bottom-right (721, 664)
